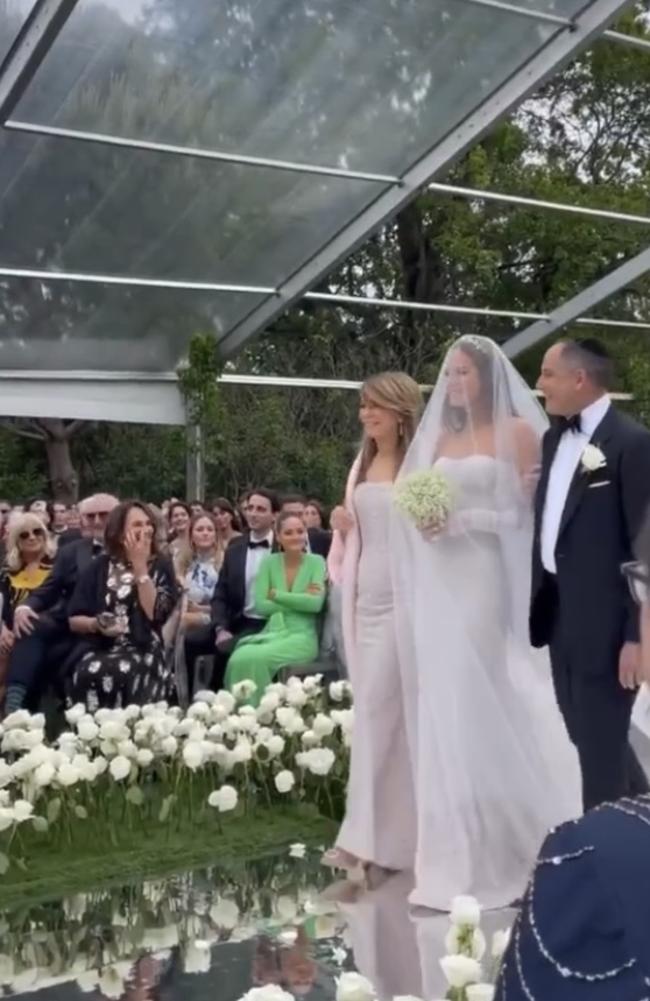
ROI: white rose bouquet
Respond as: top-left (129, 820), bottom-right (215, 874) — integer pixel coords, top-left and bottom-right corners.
top-left (394, 469), bottom-right (454, 533)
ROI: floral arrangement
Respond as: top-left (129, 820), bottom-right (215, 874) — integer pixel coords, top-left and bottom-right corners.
top-left (0, 676), bottom-right (353, 875)
top-left (394, 469), bottom-right (454, 532)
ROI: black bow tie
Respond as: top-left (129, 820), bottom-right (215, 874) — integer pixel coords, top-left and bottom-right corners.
top-left (248, 539), bottom-right (270, 550)
top-left (559, 414), bottom-right (582, 434)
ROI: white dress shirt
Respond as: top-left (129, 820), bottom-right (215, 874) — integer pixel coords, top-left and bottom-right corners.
top-left (244, 530), bottom-right (274, 618)
top-left (541, 394), bottom-right (610, 574)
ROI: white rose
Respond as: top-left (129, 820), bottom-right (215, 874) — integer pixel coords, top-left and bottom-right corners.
top-left (259, 692), bottom-right (280, 714)
top-left (289, 842), bottom-right (306, 859)
top-left (335, 971), bottom-right (375, 1001)
top-left (305, 747), bottom-right (335, 776)
top-left (77, 720), bottom-right (99, 742)
top-left (286, 686), bottom-right (308, 708)
top-left (242, 987), bottom-right (294, 1001)
top-left (312, 713), bottom-right (335, 738)
top-left (450, 895), bottom-right (482, 927)
top-left (12, 800), bottom-right (33, 823)
top-left (445, 925), bottom-right (486, 960)
top-left (331, 708), bottom-right (354, 735)
top-left (581, 444), bottom-right (606, 472)
top-left (194, 689), bottom-right (217, 705)
top-left (99, 720), bottom-right (127, 741)
top-left (93, 756), bottom-right (109, 776)
top-left (302, 675), bottom-right (322, 694)
top-left (491, 927), bottom-right (512, 959)
top-left (136, 749), bottom-right (154, 768)
top-left (57, 762), bottom-right (81, 787)
top-left (232, 680), bottom-right (257, 702)
top-left (329, 681), bottom-right (346, 702)
top-left (182, 742), bottom-right (205, 771)
top-left (466, 986), bottom-right (496, 1001)
top-left (65, 704), bottom-right (86, 726)
top-left (183, 940), bottom-right (211, 975)
top-left (274, 770), bottom-right (295, 793)
top-left (283, 713), bottom-right (305, 736)
top-left (301, 730), bottom-right (320, 748)
top-left (117, 739), bottom-right (138, 759)
top-left (231, 739), bottom-right (253, 764)
top-left (161, 736), bottom-right (178, 757)
top-left (209, 898), bottom-right (239, 929)
top-left (108, 755), bottom-right (131, 781)
top-left (187, 702), bottom-right (210, 720)
top-left (440, 954), bottom-right (482, 989)
top-left (34, 762), bottom-right (56, 788)
top-left (266, 735), bottom-right (285, 758)
top-left (207, 785), bottom-right (238, 812)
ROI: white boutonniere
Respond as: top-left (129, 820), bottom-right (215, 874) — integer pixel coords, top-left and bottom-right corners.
top-left (580, 443), bottom-right (607, 474)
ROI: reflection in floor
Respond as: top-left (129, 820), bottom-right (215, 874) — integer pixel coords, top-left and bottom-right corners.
top-left (3, 854), bottom-right (517, 1001)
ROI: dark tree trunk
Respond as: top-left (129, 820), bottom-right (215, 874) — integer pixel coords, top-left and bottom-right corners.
top-left (40, 419), bottom-right (80, 504)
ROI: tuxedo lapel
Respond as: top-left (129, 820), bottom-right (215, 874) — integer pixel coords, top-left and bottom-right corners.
top-left (558, 406), bottom-right (618, 539)
top-left (229, 539), bottom-right (249, 611)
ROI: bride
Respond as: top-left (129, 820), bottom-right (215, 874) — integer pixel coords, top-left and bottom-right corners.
top-left (392, 335), bottom-right (582, 910)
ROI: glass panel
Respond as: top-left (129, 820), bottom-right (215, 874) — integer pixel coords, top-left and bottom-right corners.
top-left (0, 130), bottom-right (384, 288)
top-left (0, 275), bottom-right (264, 370)
top-left (0, 0), bottom-right (35, 66)
top-left (11, 0), bottom-right (585, 177)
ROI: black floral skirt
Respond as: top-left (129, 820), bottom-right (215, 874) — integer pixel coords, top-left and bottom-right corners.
top-left (68, 638), bottom-right (172, 711)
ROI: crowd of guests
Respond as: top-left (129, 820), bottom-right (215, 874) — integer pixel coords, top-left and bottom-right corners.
top-left (0, 490), bottom-right (334, 717)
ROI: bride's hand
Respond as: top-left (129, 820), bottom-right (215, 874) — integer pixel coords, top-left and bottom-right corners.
top-left (418, 515), bottom-right (447, 542)
top-left (331, 506), bottom-right (354, 536)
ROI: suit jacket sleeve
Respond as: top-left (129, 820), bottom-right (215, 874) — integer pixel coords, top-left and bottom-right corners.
top-left (68, 557), bottom-right (103, 619)
top-left (25, 544), bottom-right (75, 614)
top-left (620, 427), bottom-right (650, 642)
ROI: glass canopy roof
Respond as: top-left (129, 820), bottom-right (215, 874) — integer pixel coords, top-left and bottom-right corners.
top-left (0, 0), bottom-right (647, 420)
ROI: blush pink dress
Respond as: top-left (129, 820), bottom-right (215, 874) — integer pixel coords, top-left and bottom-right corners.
top-left (329, 465), bottom-right (416, 870)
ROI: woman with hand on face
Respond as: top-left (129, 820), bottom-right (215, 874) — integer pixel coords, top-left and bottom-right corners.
top-left (225, 511), bottom-right (327, 705)
top-left (68, 500), bottom-right (179, 710)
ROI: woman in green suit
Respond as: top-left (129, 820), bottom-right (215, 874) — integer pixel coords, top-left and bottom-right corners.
top-left (225, 511), bottom-right (327, 703)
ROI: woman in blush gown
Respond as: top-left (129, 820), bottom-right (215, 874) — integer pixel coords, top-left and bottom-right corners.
top-left (323, 372), bottom-right (423, 882)
top-left (392, 335), bottom-right (582, 911)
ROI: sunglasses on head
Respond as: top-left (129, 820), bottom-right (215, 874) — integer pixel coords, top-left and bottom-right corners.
top-left (622, 561), bottom-right (650, 606)
top-left (19, 527), bottom-right (45, 541)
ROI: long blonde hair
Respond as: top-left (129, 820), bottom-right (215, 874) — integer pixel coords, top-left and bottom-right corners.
top-left (356, 371), bottom-right (422, 484)
top-left (5, 512), bottom-right (55, 572)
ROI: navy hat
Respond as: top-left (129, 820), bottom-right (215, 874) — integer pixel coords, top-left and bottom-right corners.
top-left (495, 797), bottom-right (650, 999)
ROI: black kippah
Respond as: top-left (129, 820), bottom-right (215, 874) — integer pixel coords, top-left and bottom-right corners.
top-left (574, 337), bottom-right (610, 360)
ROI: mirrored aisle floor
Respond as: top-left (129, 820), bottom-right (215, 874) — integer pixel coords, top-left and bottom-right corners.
top-left (0, 852), bottom-right (515, 1001)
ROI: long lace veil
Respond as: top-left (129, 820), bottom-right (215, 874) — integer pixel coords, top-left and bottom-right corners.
top-left (391, 335), bottom-right (581, 908)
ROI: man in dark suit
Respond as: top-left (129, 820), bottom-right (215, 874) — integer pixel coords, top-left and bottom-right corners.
top-left (4, 493), bottom-right (119, 713)
top-left (279, 493), bottom-right (332, 558)
top-left (531, 338), bottom-right (650, 811)
top-left (184, 488), bottom-right (280, 691)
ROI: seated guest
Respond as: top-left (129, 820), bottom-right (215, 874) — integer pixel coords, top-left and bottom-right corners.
top-left (25, 498), bottom-right (54, 530)
top-left (176, 513), bottom-right (222, 701)
top-left (280, 494), bottom-right (332, 558)
top-left (168, 501), bottom-right (191, 556)
top-left (495, 509), bottom-right (650, 1000)
top-left (4, 494), bottom-right (119, 713)
top-left (238, 492), bottom-right (251, 531)
top-left (304, 499), bottom-right (328, 531)
top-left (211, 497), bottom-right (243, 549)
top-left (225, 511), bottom-right (326, 704)
top-left (67, 500), bottom-right (178, 711)
top-left (206, 489), bottom-right (279, 690)
top-left (53, 501), bottom-right (82, 548)
top-left (0, 513), bottom-right (55, 706)
top-left (189, 500), bottom-right (205, 517)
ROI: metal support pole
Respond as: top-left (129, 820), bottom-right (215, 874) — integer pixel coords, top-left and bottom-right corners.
top-left (0, 0), bottom-right (80, 123)
top-left (503, 246), bottom-right (650, 358)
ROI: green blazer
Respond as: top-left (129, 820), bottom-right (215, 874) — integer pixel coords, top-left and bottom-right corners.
top-left (254, 552), bottom-right (327, 624)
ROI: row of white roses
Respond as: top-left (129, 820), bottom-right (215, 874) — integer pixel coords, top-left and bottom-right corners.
top-left (0, 677), bottom-right (352, 840)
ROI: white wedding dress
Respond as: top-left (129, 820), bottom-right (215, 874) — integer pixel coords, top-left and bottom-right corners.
top-left (391, 337), bottom-right (582, 911)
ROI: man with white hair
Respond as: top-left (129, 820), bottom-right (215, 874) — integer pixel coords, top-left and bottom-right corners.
top-left (3, 493), bottom-right (119, 714)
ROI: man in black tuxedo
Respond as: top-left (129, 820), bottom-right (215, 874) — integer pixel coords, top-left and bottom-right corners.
top-left (4, 493), bottom-right (119, 713)
top-left (279, 494), bottom-right (332, 558)
top-left (531, 338), bottom-right (650, 810)
top-left (184, 489), bottom-right (280, 691)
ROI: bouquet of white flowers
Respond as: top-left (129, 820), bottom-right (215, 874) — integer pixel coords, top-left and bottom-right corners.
top-left (394, 469), bottom-right (454, 532)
